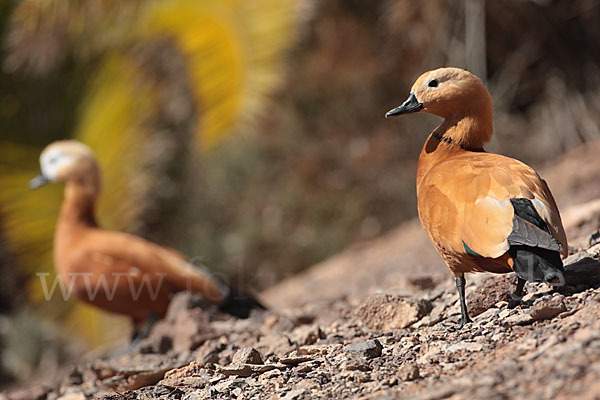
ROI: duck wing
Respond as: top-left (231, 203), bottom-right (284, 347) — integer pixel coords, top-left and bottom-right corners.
top-left (418, 153), bottom-right (567, 260)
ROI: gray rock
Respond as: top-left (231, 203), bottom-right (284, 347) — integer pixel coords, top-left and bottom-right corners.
top-left (343, 339), bottom-right (383, 359)
top-left (564, 256), bottom-right (600, 286)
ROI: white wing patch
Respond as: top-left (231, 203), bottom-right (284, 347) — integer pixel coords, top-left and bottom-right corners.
top-left (461, 196), bottom-right (513, 258)
top-left (531, 198), bottom-right (551, 225)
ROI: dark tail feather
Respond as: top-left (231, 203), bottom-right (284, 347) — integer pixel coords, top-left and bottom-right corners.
top-left (219, 288), bottom-right (267, 318)
top-left (509, 245), bottom-right (565, 285)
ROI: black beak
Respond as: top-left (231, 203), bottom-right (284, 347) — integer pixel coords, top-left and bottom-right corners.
top-left (29, 174), bottom-right (49, 189)
top-left (385, 93), bottom-right (423, 118)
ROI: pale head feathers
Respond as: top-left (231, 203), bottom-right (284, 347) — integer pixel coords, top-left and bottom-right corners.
top-left (38, 140), bottom-right (101, 194)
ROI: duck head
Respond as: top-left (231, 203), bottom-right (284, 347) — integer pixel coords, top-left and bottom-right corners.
top-left (386, 67), bottom-right (494, 149)
top-left (30, 140), bottom-right (100, 193)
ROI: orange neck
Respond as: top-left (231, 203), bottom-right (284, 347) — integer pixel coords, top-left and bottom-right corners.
top-left (417, 116), bottom-right (490, 188)
top-left (434, 110), bottom-right (492, 151)
top-left (57, 180), bottom-right (99, 231)
top-left (54, 181), bottom-right (99, 271)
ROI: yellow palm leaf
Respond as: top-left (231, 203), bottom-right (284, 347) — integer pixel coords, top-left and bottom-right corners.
top-left (76, 54), bottom-right (157, 232)
top-left (1, 0), bottom-right (305, 347)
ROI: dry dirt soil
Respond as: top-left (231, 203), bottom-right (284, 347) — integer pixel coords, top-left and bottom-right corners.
top-left (3, 140), bottom-right (600, 400)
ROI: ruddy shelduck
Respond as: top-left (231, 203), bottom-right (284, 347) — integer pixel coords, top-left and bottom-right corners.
top-left (30, 140), bottom-right (263, 334)
top-left (386, 67), bottom-right (567, 328)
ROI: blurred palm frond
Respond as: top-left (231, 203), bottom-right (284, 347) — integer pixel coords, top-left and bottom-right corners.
top-left (136, 0), bottom-right (301, 148)
top-left (0, 0), bottom-right (304, 347)
top-left (75, 53), bottom-right (157, 232)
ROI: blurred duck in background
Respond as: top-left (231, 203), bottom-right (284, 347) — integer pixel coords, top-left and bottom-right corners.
top-left (30, 140), bottom-right (264, 338)
top-left (386, 67), bottom-right (568, 329)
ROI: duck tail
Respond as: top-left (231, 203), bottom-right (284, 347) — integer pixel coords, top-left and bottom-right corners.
top-left (509, 245), bottom-right (565, 285)
top-left (219, 288), bottom-right (267, 318)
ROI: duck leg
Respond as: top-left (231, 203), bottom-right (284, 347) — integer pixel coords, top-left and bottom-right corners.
top-left (455, 274), bottom-right (472, 329)
top-left (130, 312), bottom-right (159, 348)
top-left (507, 277), bottom-right (526, 309)
top-left (442, 274), bottom-right (472, 330)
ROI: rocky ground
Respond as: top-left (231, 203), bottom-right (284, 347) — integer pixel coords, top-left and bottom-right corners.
top-left (3, 238), bottom-right (600, 400)
top-left (3, 141), bottom-right (600, 400)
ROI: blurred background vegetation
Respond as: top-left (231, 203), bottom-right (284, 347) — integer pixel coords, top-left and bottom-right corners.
top-left (1, 0), bottom-right (600, 386)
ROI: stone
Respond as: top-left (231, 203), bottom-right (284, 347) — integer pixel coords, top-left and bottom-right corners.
top-left (213, 377), bottom-right (244, 393)
top-left (340, 355), bottom-right (371, 372)
top-left (300, 344), bottom-right (342, 356)
top-left (357, 293), bottom-right (432, 330)
top-left (291, 325), bottom-right (326, 345)
top-left (232, 347), bottom-right (263, 365)
top-left (502, 312), bottom-right (534, 326)
top-left (397, 363), bottom-right (420, 381)
top-left (498, 308), bottom-right (515, 319)
top-left (216, 364), bottom-right (277, 377)
top-left (530, 296), bottom-right (567, 321)
top-left (343, 339), bottom-right (383, 359)
top-left (280, 389), bottom-right (307, 400)
top-left (296, 378), bottom-right (321, 391)
top-left (445, 342), bottom-right (484, 353)
top-left (564, 256), bottom-right (600, 286)
top-left (279, 353), bottom-right (313, 366)
top-left (256, 334), bottom-right (295, 357)
top-left (139, 292), bottom-right (214, 354)
top-left (92, 355), bottom-right (185, 392)
top-left (474, 307), bottom-right (499, 322)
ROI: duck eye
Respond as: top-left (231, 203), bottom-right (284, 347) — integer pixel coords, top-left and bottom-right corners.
top-left (428, 79), bottom-right (439, 88)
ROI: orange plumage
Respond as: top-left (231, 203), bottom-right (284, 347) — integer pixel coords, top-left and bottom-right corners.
top-left (31, 140), bottom-right (262, 334)
top-left (386, 67), bottom-right (567, 328)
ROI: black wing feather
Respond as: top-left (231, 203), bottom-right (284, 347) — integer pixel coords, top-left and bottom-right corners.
top-left (507, 198), bottom-right (564, 283)
top-left (507, 198), bottom-right (563, 253)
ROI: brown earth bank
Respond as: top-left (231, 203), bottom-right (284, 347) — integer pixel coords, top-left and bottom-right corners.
top-left (3, 140), bottom-right (600, 400)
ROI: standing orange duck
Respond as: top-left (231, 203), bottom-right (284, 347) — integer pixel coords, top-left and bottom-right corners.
top-left (30, 140), bottom-right (263, 335)
top-left (386, 67), bottom-right (567, 329)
